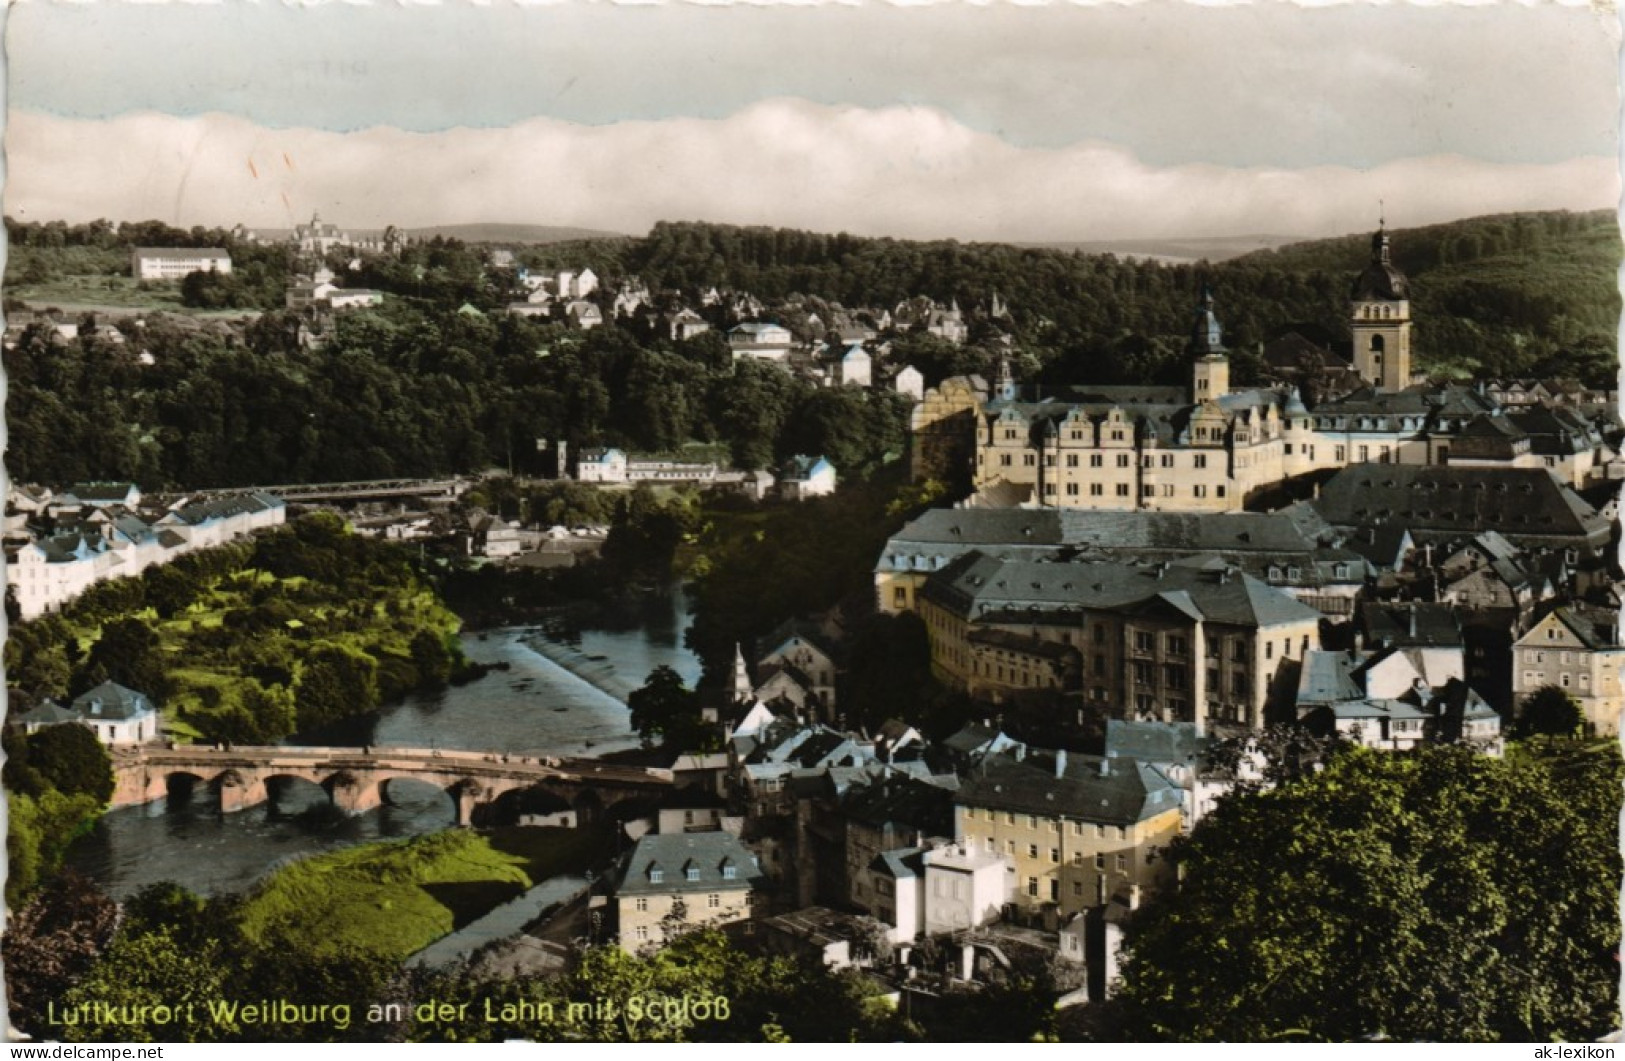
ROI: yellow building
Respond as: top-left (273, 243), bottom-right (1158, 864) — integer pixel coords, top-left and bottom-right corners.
top-left (612, 832), bottom-right (765, 953)
top-left (953, 749), bottom-right (1183, 916)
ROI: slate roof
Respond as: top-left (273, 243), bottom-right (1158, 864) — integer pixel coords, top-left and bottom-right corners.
top-left (955, 751), bottom-right (1182, 825)
top-left (1358, 602), bottom-right (1463, 648)
top-left (1313, 464), bottom-right (1607, 543)
top-left (841, 773), bottom-right (954, 833)
top-left (71, 681), bottom-right (156, 721)
top-left (16, 699), bottom-right (79, 727)
top-left (1102, 720), bottom-right (1204, 765)
top-left (1549, 605), bottom-right (1622, 650)
top-left (920, 552), bottom-right (1322, 630)
top-left (615, 832), bottom-right (765, 897)
top-left (880, 507), bottom-right (1350, 578)
top-left (869, 847), bottom-right (926, 880)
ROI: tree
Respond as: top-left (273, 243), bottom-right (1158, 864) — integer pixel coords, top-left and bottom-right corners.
top-left (25, 722), bottom-right (115, 804)
top-left (1114, 743), bottom-right (1621, 1042)
top-left (3, 871), bottom-right (120, 1037)
top-left (627, 665), bottom-right (704, 748)
top-left (1514, 685), bottom-right (1584, 738)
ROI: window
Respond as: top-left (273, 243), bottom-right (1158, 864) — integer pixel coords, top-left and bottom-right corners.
top-left (1050, 848), bottom-right (1060, 863)
top-left (1050, 879), bottom-right (1060, 902)
top-left (1135, 631), bottom-right (1156, 653)
top-left (635, 898), bottom-right (648, 912)
top-left (1216, 485), bottom-right (1226, 498)
top-left (1027, 815), bottom-right (1037, 829)
top-left (635, 925), bottom-right (649, 941)
top-left (1335, 446), bottom-right (1346, 462)
top-left (686, 867), bottom-right (700, 882)
top-left (1028, 843), bottom-right (1039, 859)
top-left (1090, 454), bottom-right (1103, 468)
top-left (1117, 826), bottom-right (1128, 841)
top-left (1117, 454), bottom-right (1131, 468)
top-left (723, 864), bottom-right (737, 880)
top-left (1116, 484), bottom-right (1130, 497)
top-left (1115, 854), bottom-right (1128, 872)
top-left (1066, 483), bottom-right (1080, 496)
top-left (1000, 454), bottom-right (1012, 467)
top-left (1006, 812), bottom-right (1016, 824)
top-left (1095, 824), bottom-right (1106, 839)
top-left (1161, 454), bottom-right (1174, 467)
top-left (1167, 635), bottom-right (1188, 656)
top-left (893, 586), bottom-right (907, 607)
top-left (1027, 877), bottom-right (1039, 897)
top-left (1023, 453), bottom-right (1036, 467)
top-left (707, 893), bottom-right (721, 909)
top-left (649, 868), bottom-right (664, 884)
top-left (1193, 485), bottom-right (1207, 498)
top-left (1066, 454), bottom-right (1079, 468)
top-left (1094, 853), bottom-right (1105, 869)
top-left (1090, 483), bottom-right (1104, 496)
top-left (1194, 454), bottom-right (1208, 469)
top-left (1265, 642), bottom-right (1274, 660)
top-left (1073, 852), bottom-right (1085, 865)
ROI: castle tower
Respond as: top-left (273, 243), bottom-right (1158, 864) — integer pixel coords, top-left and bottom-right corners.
top-left (1189, 285), bottom-right (1230, 401)
top-left (1349, 225), bottom-right (1413, 392)
top-left (995, 355), bottom-right (1018, 402)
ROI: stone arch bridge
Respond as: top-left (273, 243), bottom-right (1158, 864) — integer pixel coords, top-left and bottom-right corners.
top-left (110, 745), bottom-right (674, 826)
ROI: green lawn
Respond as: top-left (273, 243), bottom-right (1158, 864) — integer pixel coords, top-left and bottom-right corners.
top-left (236, 827), bottom-right (611, 960)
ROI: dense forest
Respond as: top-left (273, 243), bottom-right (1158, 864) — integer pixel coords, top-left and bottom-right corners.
top-left (4, 209), bottom-right (1616, 492)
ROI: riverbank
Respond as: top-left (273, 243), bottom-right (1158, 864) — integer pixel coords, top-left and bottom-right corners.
top-left (237, 827), bottom-right (610, 961)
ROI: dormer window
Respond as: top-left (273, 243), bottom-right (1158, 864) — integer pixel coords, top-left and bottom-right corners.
top-left (649, 865), bottom-right (664, 884)
top-left (721, 860), bottom-right (737, 880)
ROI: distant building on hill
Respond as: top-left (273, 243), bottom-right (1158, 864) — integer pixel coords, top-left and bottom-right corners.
top-left (132, 248), bottom-right (232, 281)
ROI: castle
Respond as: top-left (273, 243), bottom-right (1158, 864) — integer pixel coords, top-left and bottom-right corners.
top-left (909, 228), bottom-right (1614, 510)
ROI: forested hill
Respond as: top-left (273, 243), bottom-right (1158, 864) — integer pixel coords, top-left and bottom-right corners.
top-left (521, 210), bottom-right (1620, 385)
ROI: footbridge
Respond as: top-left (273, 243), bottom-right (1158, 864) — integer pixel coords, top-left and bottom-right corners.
top-left (110, 744), bottom-right (674, 826)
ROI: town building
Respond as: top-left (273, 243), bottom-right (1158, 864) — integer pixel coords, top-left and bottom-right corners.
top-left (778, 456), bottom-right (836, 500)
top-left (1512, 605), bottom-right (1625, 735)
top-left (914, 551), bottom-right (1322, 730)
top-left (729, 322), bottom-right (795, 362)
top-left (876, 506), bottom-right (1370, 619)
top-left (612, 831), bottom-right (766, 953)
top-left (953, 749), bottom-right (1183, 916)
top-left (18, 681), bottom-right (160, 745)
top-left (131, 248), bottom-right (232, 281)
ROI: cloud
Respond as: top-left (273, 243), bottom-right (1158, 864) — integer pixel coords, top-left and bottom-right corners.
top-left (5, 102), bottom-right (1616, 242)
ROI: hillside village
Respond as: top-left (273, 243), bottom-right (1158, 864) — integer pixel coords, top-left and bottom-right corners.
top-left (5, 212), bottom-right (1622, 1033)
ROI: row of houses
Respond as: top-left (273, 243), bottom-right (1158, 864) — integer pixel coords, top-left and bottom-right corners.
top-left (5, 483), bottom-right (286, 619)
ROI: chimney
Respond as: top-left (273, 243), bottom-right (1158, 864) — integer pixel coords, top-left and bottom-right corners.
top-left (1055, 749), bottom-right (1067, 778)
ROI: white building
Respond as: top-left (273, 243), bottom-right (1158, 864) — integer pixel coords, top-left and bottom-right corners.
top-left (577, 448), bottom-right (629, 484)
top-left (778, 455), bottom-right (836, 500)
top-left (19, 681), bottom-right (161, 745)
top-left (132, 248), bottom-right (232, 281)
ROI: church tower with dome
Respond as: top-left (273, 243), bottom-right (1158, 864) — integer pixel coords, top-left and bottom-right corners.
top-left (1349, 223), bottom-right (1413, 392)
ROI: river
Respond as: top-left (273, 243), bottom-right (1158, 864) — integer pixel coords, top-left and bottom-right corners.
top-left (63, 588), bottom-right (702, 900)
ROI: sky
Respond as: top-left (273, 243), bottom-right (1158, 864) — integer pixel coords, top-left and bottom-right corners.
top-left (3, 1), bottom-right (1620, 242)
